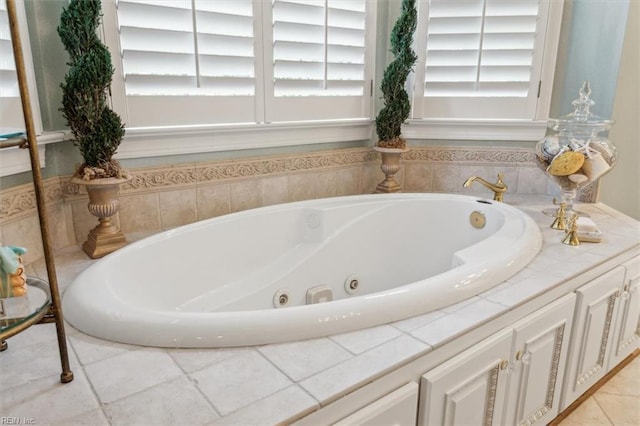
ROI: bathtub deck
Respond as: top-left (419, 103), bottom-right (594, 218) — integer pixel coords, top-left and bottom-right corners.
top-left (1, 196), bottom-right (639, 425)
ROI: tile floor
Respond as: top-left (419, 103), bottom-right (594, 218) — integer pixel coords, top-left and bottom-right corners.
top-left (557, 355), bottom-right (640, 426)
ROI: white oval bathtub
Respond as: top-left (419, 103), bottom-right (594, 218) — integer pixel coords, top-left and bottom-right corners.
top-left (63, 193), bottom-right (541, 348)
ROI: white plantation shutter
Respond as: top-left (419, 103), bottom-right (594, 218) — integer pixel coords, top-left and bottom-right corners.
top-left (107, 0), bottom-right (257, 126)
top-left (264, 0), bottom-right (373, 121)
top-left (0, 1), bottom-right (24, 134)
top-left (0, 0), bottom-right (43, 177)
top-left (104, 0), bottom-right (374, 127)
top-left (271, 0), bottom-right (365, 96)
top-left (412, 0), bottom-right (556, 121)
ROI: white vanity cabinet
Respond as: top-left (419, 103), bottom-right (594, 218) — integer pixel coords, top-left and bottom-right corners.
top-left (295, 249), bottom-right (640, 426)
top-left (333, 382), bottom-right (419, 426)
top-left (608, 256), bottom-right (640, 368)
top-left (419, 329), bottom-right (513, 426)
top-left (561, 258), bottom-right (639, 409)
top-left (419, 294), bottom-right (575, 426)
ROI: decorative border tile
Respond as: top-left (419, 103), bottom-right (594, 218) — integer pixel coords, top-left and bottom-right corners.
top-left (2, 145), bottom-right (596, 225)
top-left (0, 177), bottom-right (65, 224)
top-left (404, 146), bottom-right (536, 164)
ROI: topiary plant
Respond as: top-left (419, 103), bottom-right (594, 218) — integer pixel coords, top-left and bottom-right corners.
top-left (58, 0), bottom-right (125, 179)
top-left (375, 0), bottom-right (417, 149)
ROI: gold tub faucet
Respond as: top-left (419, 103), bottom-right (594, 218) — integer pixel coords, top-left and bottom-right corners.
top-left (463, 173), bottom-right (508, 202)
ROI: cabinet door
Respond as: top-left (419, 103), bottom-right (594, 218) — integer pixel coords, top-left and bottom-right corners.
top-left (505, 294), bottom-right (575, 426)
top-left (333, 382), bottom-right (419, 426)
top-left (561, 266), bottom-right (625, 408)
top-left (608, 256), bottom-right (640, 368)
top-left (419, 329), bottom-right (512, 426)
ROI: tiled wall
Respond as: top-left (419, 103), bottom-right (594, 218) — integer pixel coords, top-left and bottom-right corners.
top-left (1, 146), bottom-right (595, 266)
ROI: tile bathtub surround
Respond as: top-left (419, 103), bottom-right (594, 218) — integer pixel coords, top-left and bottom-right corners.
top-left (1, 145), bottom-right (586, 267)
top-left (1, 196), bottom-right (638, 425)
top-left (0, 146), bottom-right (594, 272)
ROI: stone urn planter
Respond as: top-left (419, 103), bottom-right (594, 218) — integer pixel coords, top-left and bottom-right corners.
top-left (374, 146), bottom-right (408, 193)
top-left (71, 176), bottom-right (131, 259)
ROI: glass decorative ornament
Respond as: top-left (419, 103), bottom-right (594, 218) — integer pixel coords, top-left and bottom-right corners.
top-left (535, 81), bottom-right (616, 217)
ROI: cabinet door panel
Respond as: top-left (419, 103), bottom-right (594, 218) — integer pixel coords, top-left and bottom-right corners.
top-left (333, 382), bottom-right (419, 426)
top-left (609, 257), bottom-right (640, 368)
top-left (419, 329), bottom-right (512, 426)
top-left (507, 294), bottom-right (575, 426)
top-left (562, 267), bottom-right (624, 408)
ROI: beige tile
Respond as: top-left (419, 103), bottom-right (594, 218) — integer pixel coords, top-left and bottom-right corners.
top-left (54, 408), bottom-right (110, 426)
top-left (62, 203), bottom-right (76, 245)
top-left (594, 393), bottom-right (640, 426)
top-left (45, 203), bottom-right (74, 250)
top-left (411, 299), bottom-right (507, 346)
top-left (334, 166), bottom-right (361, 196)
top-left (288, 173), bottom-right (317, 202)
top-left (392, 310), bottom-right (447, 333)
top-left (559, 396), bottom-right (612, 425)
top-left (404, 162), bottom-right (432, 192)
top-left (196, 183), bottom-right (230, 220)
top-left (69, 198), bottom-right (98, 244)
top-left (300, 335), bottom-right (428, 404)
top-left (84, 349), bottom-right (183, 404)
top-left (118, 193), bottom-right (161, 234)
top-left (361, 162), bottom-right (384, 194)
top-left (168, 347), bottom-right (253, 374)
top-left (67, 328), bottom-right (138, 366)
top-left (104, 376), bottom-right (219, 425)
top-left (2, 322), bottom-right (58, 350)
top-left (229, 179), bottom-right (261, 213)
top-left (51, 244), bottom-right (97, 291)
top-left (261, 175), bottom-right (290, 206)
top-left (212, 385), bottom-right (318, 426)
top-left (158, 188), bottom-right (197, 230)
top-left (599, 356), bottom-right (640, 396)
top-left (431, 164), bottom-right (461, 193)
top-left (258, 338), bottom-right (352, 381)
top-left (331, 325), bottom-right (403, 355)
top-left (192, 350), bottom-right (292, 416)
top-left (0, 370), bottom-right (100, 424)
top-left (0, 338), bottom-right (81, 390)
top-left (517, 165), bottom-right (549, 195)
top-left (315, 171), bottom-right (340, 198)
top-left (1, 215), bottom-right (44, 264)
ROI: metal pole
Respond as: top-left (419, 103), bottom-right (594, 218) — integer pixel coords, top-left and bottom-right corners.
top-left (6, 0), bottom-right (73, 383)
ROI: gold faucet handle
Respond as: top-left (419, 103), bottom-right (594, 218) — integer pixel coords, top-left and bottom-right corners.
top-left (493, 173), bottom-right (507, 202)
top-left (562, 214), bottom-right (581, 246)
top-left (551, 203), bottom-right (567, 230)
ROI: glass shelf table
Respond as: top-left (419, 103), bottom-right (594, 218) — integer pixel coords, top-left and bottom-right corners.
top-left (0, 277), bottom-right (52, 351)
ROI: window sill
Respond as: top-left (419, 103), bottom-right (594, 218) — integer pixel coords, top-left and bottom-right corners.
top-left (0, 131), bottom-right (67, 177)
top-left (402, 119), bottom-right (547, 142)
top-left (114, 119), bottom-right (374, 159)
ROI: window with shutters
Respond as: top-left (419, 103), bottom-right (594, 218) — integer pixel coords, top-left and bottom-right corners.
top-left (105, 0), bottom-right (257, 127)
top-left (407, 0), bottom-right (563, 141)
top-left (0, 0), bottom-right (44, 176)
top-left (266, 0), bottom-right (372, 121)
top-left (101, 0), bottom-right (375, 152)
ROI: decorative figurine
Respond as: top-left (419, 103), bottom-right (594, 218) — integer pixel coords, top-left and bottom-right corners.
top-left (0, 245), bottom-right (28, 298)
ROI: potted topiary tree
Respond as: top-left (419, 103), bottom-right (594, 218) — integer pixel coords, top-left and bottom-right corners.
top-left (58, 0), bottom-right (130, 258)
top-left (374, 0), bottom-right (417, 193)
